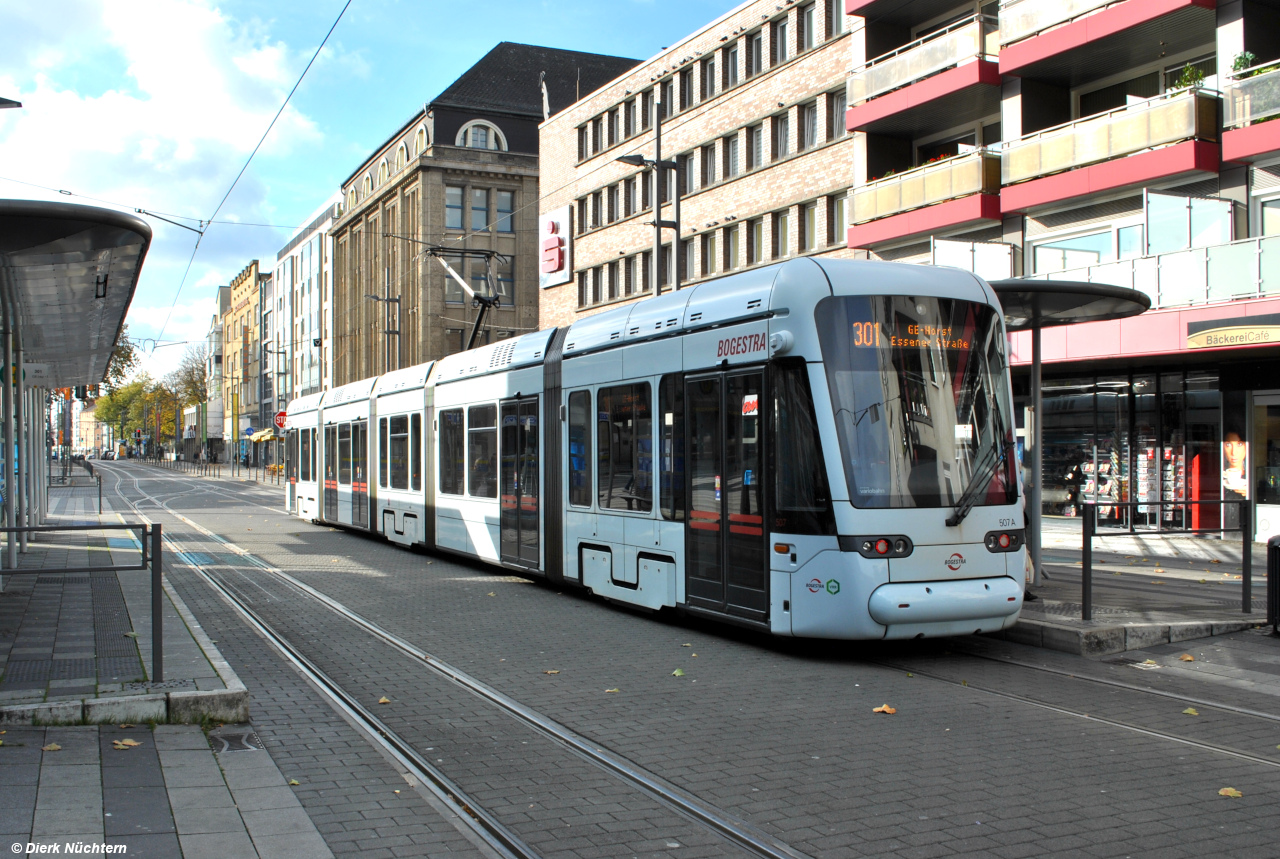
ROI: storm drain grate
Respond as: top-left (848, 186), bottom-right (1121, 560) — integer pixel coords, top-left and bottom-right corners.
top-left (209, 725), bottom-right (264, 752)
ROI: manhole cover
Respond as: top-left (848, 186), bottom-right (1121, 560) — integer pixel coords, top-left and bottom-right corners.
top-left (209, 725), bottom-right (264, 753)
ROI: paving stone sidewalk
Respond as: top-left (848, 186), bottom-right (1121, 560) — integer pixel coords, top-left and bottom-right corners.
top-left (0, 723), bottom-right (332, 859)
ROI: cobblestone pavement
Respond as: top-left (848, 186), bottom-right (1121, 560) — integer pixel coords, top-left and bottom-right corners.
top-left (102, 462), bottom-right (1280, 859)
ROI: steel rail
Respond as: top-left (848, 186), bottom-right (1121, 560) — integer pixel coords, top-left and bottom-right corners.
top-left (103, 467), bottom-right (538, 859)
top-left (108, 463), bottom-right (814, 859)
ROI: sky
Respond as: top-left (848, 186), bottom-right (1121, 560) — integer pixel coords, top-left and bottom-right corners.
top-left (0, 0), bottom-right (735, 380)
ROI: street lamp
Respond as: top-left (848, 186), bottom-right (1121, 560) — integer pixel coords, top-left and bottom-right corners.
top-left (615, 87), bottom-right (681, 294)
top-left (366, 267), bottom-right (401, 373)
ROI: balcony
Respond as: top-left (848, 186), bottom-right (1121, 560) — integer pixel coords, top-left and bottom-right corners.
top-left (999, 0), bottom-right (1216, 86)
top-left (1026, 235), bottom-right (1280, 309)
top-left (845, 17), bottom-right (1000, 137)
top-left (851, 16), bottom-right (999, 103)
top-left (847, 151), bottom-right (1002, 247)
top-left (1223, 64), bottom-right (1280, 163)
top-left (1002, 88), bottom-right (1220, 212)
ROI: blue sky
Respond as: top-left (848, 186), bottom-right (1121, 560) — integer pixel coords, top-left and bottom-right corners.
top-left (0, 0), bottom-right (734, 377)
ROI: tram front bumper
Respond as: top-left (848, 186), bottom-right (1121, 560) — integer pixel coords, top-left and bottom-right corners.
top-left (868, 576), bottom-right (1022, 630)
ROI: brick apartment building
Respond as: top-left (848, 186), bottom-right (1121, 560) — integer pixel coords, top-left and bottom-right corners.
top-left (538, 0), bottom-right (857, 327)
top-left (329, 42), bottom-right (638, 385)
top-left (542, 0), bottom-right (1280, 537)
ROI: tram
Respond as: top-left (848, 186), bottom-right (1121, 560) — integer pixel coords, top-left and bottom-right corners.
top-left (284, 258), bottom-right (1026, 639)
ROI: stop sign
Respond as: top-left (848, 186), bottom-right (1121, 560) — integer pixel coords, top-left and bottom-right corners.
top-left (274, 410), bottom-right (287, 430)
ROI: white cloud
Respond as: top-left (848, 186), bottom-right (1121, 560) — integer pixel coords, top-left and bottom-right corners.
top-left (0, 0), bottom-right (333, 355)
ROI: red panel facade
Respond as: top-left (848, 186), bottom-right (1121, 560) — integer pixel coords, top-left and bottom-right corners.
top-left (1008, 296), bottom-right (1280, 366)
top-left (1222, 122), bottom-right (1280, 164)
top-left (845, 61), bottom-right (1000, 132)
top-left (846, 194), bottom-right (1001, 248)
top-left (1001, 140), bottom-right (1219, 213)
top-left (999, 0), bottom-right (1216, 76)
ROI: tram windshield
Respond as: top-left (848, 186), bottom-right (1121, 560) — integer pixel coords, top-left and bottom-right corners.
top-left (816, 295), bottom-right (1016, 510)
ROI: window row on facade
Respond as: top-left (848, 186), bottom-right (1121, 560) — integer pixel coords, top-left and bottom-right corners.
top-left (575, 0), bottom-right (846, 163)
top-left (575, 91), bottom-right (848, 237)
top-left (575, 193), bottom-right (847, 309)
top-left (444, 185), bottom-right (516, 233)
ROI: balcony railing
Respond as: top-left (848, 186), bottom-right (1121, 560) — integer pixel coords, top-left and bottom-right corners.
top-left (1224, 63), bottom-right (1280, 129)
top-left (1002, 88), bottom-right (1218, 185)
top-left (1025, 235), bottom-right (1280, 309)
top-left (850, 15), bottom-right (999, 103)
top-left (853, 150), bottom-right (1001, 225)
top-left (999, 0), bottom-right (1111, 46)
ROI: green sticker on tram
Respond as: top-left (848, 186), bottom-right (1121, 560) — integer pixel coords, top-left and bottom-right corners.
top-left (826, 579), bottom-right (841, 595)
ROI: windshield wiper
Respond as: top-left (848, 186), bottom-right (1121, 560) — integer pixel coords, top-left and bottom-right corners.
top-left (946, 439), bottom-right (1014, 527)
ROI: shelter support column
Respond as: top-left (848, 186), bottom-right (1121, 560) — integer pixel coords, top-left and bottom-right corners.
top-left (4, 325), bottom-right (14, 570)
top-left (16, 342), bottom-right (25, 552)
top-left (1029, 326), bottom-right (1042, 587)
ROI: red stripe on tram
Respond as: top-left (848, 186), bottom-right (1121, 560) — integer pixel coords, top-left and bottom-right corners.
top-left (728, 513), bottom-right (762, 524)
top-left (690, 510), bottom-right (720, 520)
top-left (729, 525), bottom-right (764, 536)
top-left (689, 521), bottom-right (720, 532)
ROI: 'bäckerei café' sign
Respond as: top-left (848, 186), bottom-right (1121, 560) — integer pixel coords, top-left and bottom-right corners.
top-left (1187, 313), bottom-right (1280, 350)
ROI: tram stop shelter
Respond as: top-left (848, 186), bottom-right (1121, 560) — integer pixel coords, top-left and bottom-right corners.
top-left (0, 199), bottom-right (152, 576)
top-left (987, 280), bottom-right (1151, 586)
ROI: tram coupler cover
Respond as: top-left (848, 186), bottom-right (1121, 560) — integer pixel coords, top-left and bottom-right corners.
top-left (1268, 536), bottom-right (1280, 632)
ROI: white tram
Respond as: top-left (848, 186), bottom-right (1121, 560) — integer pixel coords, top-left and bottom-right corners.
top-left (284, 258), bottom-right (1027, 639)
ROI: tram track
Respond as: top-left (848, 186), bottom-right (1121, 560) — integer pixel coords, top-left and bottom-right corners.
top-left (99, 463), bottom-right (813, 859)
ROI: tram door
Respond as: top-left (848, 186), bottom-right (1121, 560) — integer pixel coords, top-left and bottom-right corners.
top-left (286, 430), bottom-right (296, 512)
top-left (685, 371), bottom-right (767, 621)
top-left (500, 398), bottom-right (540, 569)
top-left (323, 426), bottom-right (338, 521)
top-left (352, 420), bottom-right (369, 529)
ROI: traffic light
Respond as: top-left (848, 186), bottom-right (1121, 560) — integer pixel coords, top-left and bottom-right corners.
top-left (74, 385), bottom-right (87, 400)
top-left (134, 429), bottom-right (142, 441)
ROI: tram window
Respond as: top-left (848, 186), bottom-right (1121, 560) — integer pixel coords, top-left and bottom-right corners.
top-left (325, 427), bottom-right (337, 483)
top-left (568, 391), bottom-right (592, 507)
top-left (338, 423), bottom-right (352, 485)
top-left (772, 359), bottom-right (836, 534)
top-left (353, 421), bottom-right (368, 488)
top-left (439, 409), bottom-right (465, 495)
top-left (309, 429), bottom-right (316, 480)
top-left (411, 414), bottom-right (422, 491)
top-left (468, 405), bottom-right (498, 498)
top-left (300, 429), bottom-right (311, 481)
top-left (597, 384), bottom-right (653, 511)
top-left (286, 431), bottom-right (296, 480)
top-left (658, 375), bottom-right (685, 521)
top-left (378, 418), bottom-right (388, 488)
top-left (389, 415), bottom-right (409, 490)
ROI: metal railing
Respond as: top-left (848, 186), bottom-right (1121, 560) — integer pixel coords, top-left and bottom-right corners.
top-left (1025, 234), bottom-right (1280, 309)
top-left (849, 15), bottom-right (999, 103)
top-left (853, 150), bottom-right (1001, 224)
top-left (999, 0), bottom-right (1112, 46)
top-left (1002, 87), bottom-right (1219, 185)
top-left (1081, 501), bottom-right (1252, 621)
top-left (0, 523), bottom-right (164, 681)
top-left (1224, 62), bottom-right (1280, 129)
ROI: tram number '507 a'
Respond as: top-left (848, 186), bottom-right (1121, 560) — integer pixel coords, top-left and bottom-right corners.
top-left (852, 321), bottom-right (880, 347)
top-left (998, 518), bottom-right (1016, 527)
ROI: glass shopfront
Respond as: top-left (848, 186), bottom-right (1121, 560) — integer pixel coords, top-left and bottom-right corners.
top-left (1028, 371), bottom-right (1246, 531)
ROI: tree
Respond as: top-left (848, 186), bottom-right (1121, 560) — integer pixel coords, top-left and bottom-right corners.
top-left (169, 343), bottom-right (209, 407)
top-left (103, 324), bottom-right (139, 393)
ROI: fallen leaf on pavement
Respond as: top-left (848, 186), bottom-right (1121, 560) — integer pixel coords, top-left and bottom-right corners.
top-left (377, 697), bottom-right (391, 704)
top-left (1182, 708), bottom-right (1199, 716)
top-left (605, 688), bottom-right (619, 693)
top-left (691, 653), bottom-right (697, 657)
top-left (288, 779), bottom-right (300, 786)
top-left (1218, 787), bottom-right (1242, 797)
top-left (42, 743), bottom-right (61, 751)
top-left (672, 668), bottom-right (685, 677)
top-left (487, 592), bottom-right (495, 596)
top-left (1143, 659), bottom-right (1158, 665)
top-left (873, 705), bottom-right (897, 714)
top-left (1179, 654), bottom-right (1195, 662)
top-left (544, 670), bottom-right (560, 675)
top-left (123, 632), bottom-right (138, 638)
top-left (681, 643), bottom-right (691, 647)
top-left (119, 724), bottom-right (134, 728)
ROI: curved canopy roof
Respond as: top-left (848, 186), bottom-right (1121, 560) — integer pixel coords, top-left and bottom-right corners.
top-left (987, 279), bottom-right (1150, 332)
top-left (0, 200), bottom-right (152, 386)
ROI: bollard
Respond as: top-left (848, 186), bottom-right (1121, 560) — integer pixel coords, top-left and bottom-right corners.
top-left (97, 474), bottom-right (102, 515)
top-left (1242, 500), bottom-right (1253, 614)
top-left (1082, 503), bottom-right (1094, 622)
top-left (1268, 535), bottom-right (1280, 633)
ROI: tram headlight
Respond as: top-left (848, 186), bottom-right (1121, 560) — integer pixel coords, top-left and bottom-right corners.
top-left (840, 535), bottom-right (914, 559)
top-left (984, 529), bottom-right (1025, 553)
